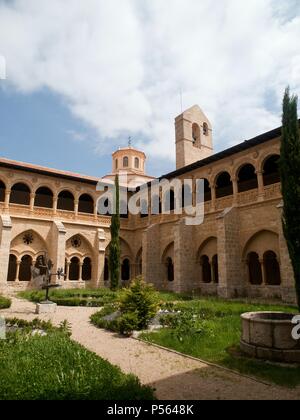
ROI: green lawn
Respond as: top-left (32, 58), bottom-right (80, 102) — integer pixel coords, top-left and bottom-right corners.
top-left (141, 298), bottom-right (300, 387)
top-left (0, 295), bottom-right (11, 309)
top-left (0, 319), bottom-right (154, 400)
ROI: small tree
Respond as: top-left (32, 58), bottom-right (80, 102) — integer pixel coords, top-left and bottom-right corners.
top-left (119, 277), bottom-right (159, 330)
top-left (109, 175), bottom-right (121, 291)
top-left (280, 87), bottom-right (300, 310)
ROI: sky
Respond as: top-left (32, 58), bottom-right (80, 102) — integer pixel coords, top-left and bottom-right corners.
top-left (0, 0), bottom-right (299, 178)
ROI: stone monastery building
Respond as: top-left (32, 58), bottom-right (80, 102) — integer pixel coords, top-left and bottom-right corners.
top-left (0, 105), bottom-right (298, 303)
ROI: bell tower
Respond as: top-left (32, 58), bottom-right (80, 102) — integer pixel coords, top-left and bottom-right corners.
top-left (175, 105), bottom-right (213, 170)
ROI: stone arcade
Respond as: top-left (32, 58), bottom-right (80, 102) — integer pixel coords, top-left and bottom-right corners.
top-left (0, 105), bottom-right (298, 303)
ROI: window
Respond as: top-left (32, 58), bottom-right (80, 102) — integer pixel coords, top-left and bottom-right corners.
top-left (248, 252), bottom-right (263, 285)
top-left (57, 191), bottom-right (75, 212)
top-left (203, 123), bottom-right (209, 136)
top-left (215, 172), bottom-right (233, 198)
top-left (78, 194), bottom-right (94, 214)
top-left (104, 258), bottom-right (109, 282)
top-left (82, 257), bottom-right (92, 281)
top-left (264, 251), bottom-right (281, 285)
top-left (115, 159), bottom-right (118, 170)
top-left (166, 257), bottom-right (174, 282)
top-left (192, 123), bottom-right (200, 147)
top-left (10, 183), bottom-right (31, 206)
top-left (19, 255), bottom-right (32, 282)
top-left (135, 157), bottom-right (140, 169)
top-left (200, 255), bottom-right (212, 283)
top-left (263, 155), bottom-right (280, 186)
top-left (69, 257), bottom-right (80, 281)
top-left (0, 181), bottom-right (5, 202)
top-left (34, 187), bottom-right (53, 209)
top-left (121, 259), bottom-right (131, 281)
top-left (212, 255), bottom-right (219, 284)
top-left (7, 255), bottom-right (17, 282)
top-left (238, 164), bottom-right (258, 193)
top-left (123, 156), bottom-right (129, 168)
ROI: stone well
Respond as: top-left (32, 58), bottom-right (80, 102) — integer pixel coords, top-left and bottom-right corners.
top-left (241, 312), bottom-right (300, 363)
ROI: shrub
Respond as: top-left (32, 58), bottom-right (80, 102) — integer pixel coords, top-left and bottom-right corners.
top-left (90, 305), bottom-right (120, 332)
top-left (119, 277), bottom-right (159, 331)
top-left (0, 296), bottom-right (12, 310)
top-left (117, 313), bottom-right (139, 336)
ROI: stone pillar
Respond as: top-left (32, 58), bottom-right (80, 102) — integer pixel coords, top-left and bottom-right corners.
top-left (217, 207), bottom-right (244, 298)
top-left (260, 258), bottom-right (266, 285)
top-left (232, 177), bottom-right (238, 206)
top-left (4, 189), bottom-right (11, 211)
top-left (50, 221), bottom-right (66, 283)
top-left (211, 184), bottom-right (216, 212)
top-left (173, 219), bottom-right (197, 293)
top-left (30, 193), bottom-right (35, 212)
top-left (256, 171), bottom-right (265, 201)
top-left (53, 195), bottom-right (58, 215)
top-left (65, 261), bottom-right (70, 281)
top-left (15, 260), bottom-right (21, 282)
top-left (74, 200), bottom-right (79, 217)
top-left (0, 215), bottom-right (12, 290)
top-left (92, 228), bottom-right (108, 289)
top-left (79, 262), bottom-right (83, 282)
top-left (277, 202), bottom-right (296, 303)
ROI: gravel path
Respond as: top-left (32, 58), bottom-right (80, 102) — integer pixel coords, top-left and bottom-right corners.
top-left (1, 298), bottom-right (300, 400)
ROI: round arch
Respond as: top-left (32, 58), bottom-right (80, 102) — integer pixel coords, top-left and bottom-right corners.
top-left (215, 172), bottom-right (233, 198)
top-left (34, 186), bottom-right (54, 208)
top-left (10, 182), bottom-right (31, 206)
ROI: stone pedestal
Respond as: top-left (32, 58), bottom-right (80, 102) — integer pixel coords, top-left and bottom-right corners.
top-left (0, 316), bottom-right (6, 340)
top-left (36, 302), bottom-right (57, 315)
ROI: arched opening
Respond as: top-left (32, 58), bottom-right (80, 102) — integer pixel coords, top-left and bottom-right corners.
top-left (247, 252), bottom-right (263, 285)
top-left (192, 123), bottom-right (201, 147)
top-left (34, 187), bottom-right (53, 209)
top-left (203, 122), bottom-right (209, 136)
top-left (82, 257), bottom-right (92, 281)
top-left (164, 189), bottom-right (175, 212)
top-left (104, 257), bottom-right (109, 282)
top-left (19, 255), bottom-right (32, 282)
top-left (200, 255), bottom-right (212, 283)
top-left (140, 199), bottom-right (148, 218)
top-left (135, 157), bottom-right (140, 169)
top-left (121, 259), bottom-right (131, 281)
top-left (123, 156), bottom-right (129, 168)
top-left (182, 184), bottom-right (192, 209)
top-left (151, 194), bottom-right (162, 215)
top-left (98, 197), bottom-right (112, 216)
top-left (197, 179), bottom-right (211, 203)
top-left (7, 254), bottom-right (17, 282)
top-left (237, 164), bottom-right (258, 192)
top-left (212, 255), bottom-right (219, 283)
top-left (264, 251), bottom-right (281, 285)
top-left (115, 159), bottom-right (118, 170)
top-left (69, 257), bottom-right (80, 281)
top-left (263, 155), bottom-right (280, 186)
top-left (166, 257), bottom-right (174, 282)
top-left (78, 194), bottom-right (94, 214)
top-left (10, 183), bottom-right (31, 206)
top-left (0, 180), bottom-right (6, 202)
top-left (215, 172), bottom-right (233, 199)
top-left (58, 190), bottom-right (75, 212)
top-left (120, 200), bottom-right (129, 219)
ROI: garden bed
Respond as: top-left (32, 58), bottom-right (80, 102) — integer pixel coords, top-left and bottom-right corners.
top-left (0, 296), bottom-right (11, 310)
top-left (0, 318), bottom-right (154, 400)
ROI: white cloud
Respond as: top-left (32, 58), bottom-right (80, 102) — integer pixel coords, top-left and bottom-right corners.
top-left (0, 0), bottom-right (299, 162)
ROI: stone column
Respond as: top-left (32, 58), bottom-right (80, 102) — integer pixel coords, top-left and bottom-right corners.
top-left (79, 262), bottom-right (83, 282)
top-left (15, 260), bottom-right (21, 282)
top-left (211, 184), bottom-right (216, 212)
top-left (30, 193), bottom-right (35, 212)
top-left (0, 215), bottom-right (12, 290)
top-left (53, 195), bottom-right (58, 215)
top-left (4, 189), bottom-right (11, 211)
top-left (232, 177), bottom-right (238, 206)
top-left (74, 200), bottom-right (79, 217)
top-left (50, 221), bottom-right (66, 283)
top-left (65, 261), bottom-right (70, 281)
top-left (260, 258), bottom-right (266, 285)
top-left (256, 171), bottom-right (265, 201)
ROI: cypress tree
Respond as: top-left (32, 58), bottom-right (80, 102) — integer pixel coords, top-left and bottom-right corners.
top-left (280, 87), bottom-right (300, 310)
top-left (109, 174), bottom-right (121, 291)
